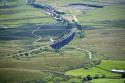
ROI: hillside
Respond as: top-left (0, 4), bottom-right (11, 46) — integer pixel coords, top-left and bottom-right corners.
top-left (0, 0), bottom-right (125, 82)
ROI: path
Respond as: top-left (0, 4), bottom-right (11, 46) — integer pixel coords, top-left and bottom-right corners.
top-left (66, 46), bottom-right (92, 59)
top-left (32, 26), bottom-right (41, 48)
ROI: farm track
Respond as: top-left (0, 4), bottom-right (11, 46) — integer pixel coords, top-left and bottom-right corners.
top-left (32, 26), bottom-right (42, 48)
top-left (66, 46), bottom-right (92, 59)
top-left (75, 47), bottom-right (92, 59)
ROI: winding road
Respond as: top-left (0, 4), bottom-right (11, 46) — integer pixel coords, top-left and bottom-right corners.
top-left (65, 46), bottom-right (92, 59)
top-left (32, 26), bottom-right (41, 48)
top-left (75, 47), bottom-right (92, 59)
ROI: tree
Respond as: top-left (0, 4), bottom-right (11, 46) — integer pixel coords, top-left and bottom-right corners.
top-left (101, 74), bottom-right (106, 78)
top-left (20, 54), bottom-right (23, 56)
top-left (94, 74), bottom-right (100, 79)
top-left (24, 53), bottom-right (29, 56)
top-left (79, 31), bottom-right (85, 38)
top-left (86, 75), bottom-right (92, 81)
top-left (122, 74), bottom-right (125, 78)
top-left (82, 78), bottom-right (86, 83)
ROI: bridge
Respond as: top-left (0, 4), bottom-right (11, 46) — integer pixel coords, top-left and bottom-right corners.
top-left (50, 29), bottom-right (76, 50)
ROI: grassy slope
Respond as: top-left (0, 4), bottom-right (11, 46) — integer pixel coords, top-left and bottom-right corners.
top-left (78, 5), bottom-right (125, 21)
top-left (0, 54), bottom-right (89, 82)
top-left (65, 60), bottom-right (125, 83)
top-left (42, 0), bottom-right (125, 60)
top-left (70, 28), bottom-right (125, 60)
top-left (0, 68), bottom-right (47, 82)
top-left (0, 55), bottom-right (89, 71)
top-left (0, 1), bottom-right (54, 28)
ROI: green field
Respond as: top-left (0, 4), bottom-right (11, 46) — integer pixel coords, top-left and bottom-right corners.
top-left (65, 60), bottom-right (125, 83)
top-left (0, 0), bottom-right (125, 82)
top-left (92, 79), bottom-right (125, 83)
top-left (65, 60), bottom-right (125, 77)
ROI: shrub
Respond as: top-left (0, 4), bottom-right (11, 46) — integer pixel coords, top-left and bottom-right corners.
top-left (83, 77), bottom-right (88, 81)
top-left (24, 53), bottom-right (29, 56)
top-left (44, 74), bottom-right (54, 82)
top-left (86, 75), bottom-right (92, 81)
top-left (84, 64), bottom-right (90, 69)
top-left (71, 81), bottom-right (76, 83)
top-left (77, 76), bottom-right (82, 79)
top-left (122, 74), bottom-right (125, 78)
top-left (20, 54), bottom-right (23, 56)
top-left (101, 74), bottom-right (106, 78)
top-left (60, 75), bottom-right (70, 81)
top-left (37, 79), bottom-right (46, 83)
top-left (89, 62), bottom-right (96, 67)
top-left (52, 77), bottom-right (60, 83)
top-left (92, 60), bottom-right (101, 65)
top-left (82, 78), bottom-right (86, 83)
top-left (94, 74), bottom-right (100, 79)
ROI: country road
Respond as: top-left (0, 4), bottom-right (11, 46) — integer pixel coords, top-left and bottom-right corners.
top-left (75, 47), bottom-right (92, 59)
top-left (32, 26), bottom-right (41, 48)
top-left (66, 46), bottom-right (92, 59)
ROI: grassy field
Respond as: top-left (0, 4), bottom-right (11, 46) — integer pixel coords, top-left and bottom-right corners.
top-left (65, 60), bottom-right (125, 83)
top-left (65, 60), bottom-right (125, 77)
top-left (0, 0), bottom-right (55, 28)
top-left (70, 28), bottom-right (125, 60)
top-left (0, 68), bottom-right (47, 82)
top-left (1, 0), bottom-right (125, 28)
top-left (92, 79), bottom-right (125, 83)
top-left (0, 54), bottom-right (90, 82)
